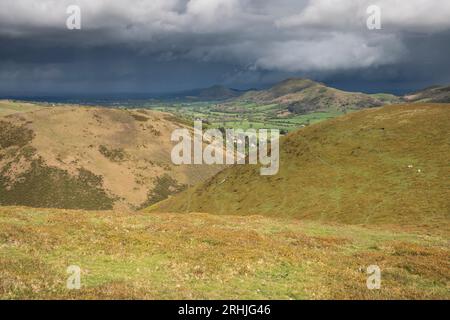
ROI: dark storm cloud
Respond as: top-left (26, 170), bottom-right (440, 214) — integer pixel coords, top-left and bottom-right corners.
top-left (1, 0), bottom-right (450, 95)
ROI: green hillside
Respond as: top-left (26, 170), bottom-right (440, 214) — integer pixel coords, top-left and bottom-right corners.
top-left (150, 103), bottom-right (450, 228)
top-left (237, 78), bottom-right (401, 114)
top-left (147, 79), bottom-right (402, 134)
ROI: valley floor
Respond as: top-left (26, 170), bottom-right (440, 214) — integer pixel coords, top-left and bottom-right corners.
top-left (0, 206), bottom-right (448, 299)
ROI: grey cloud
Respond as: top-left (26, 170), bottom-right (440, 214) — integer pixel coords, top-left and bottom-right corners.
top-left (0, 0), bottom-right (449, 95)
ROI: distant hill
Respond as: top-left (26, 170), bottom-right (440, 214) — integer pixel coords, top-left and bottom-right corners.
top-left (404, 85), bottom-right (450, 103)
top-left (149, 103), bottom-right (450, 227)
top-left (166, 78), bottom-right (400, 110)
top-left (173, 85), bottom-right (244, 101)
top-left (236, 78), bottom-right (401, 114)
top-left (0, 101), bottom-right (222, 210)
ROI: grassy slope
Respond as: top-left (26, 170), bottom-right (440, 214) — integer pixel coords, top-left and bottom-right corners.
top-left (238, 78), bottom-right (400, 113)
top-left (0, 103), bottom-right (222, 210)
top-left (0, 100), bottom-right (44, 117)
top-left (404, 85), bottom-right (450, 103)
top-left (151, 104), bottom-right (450, 228)
top-left (0, 206), bottom-right (448, 299)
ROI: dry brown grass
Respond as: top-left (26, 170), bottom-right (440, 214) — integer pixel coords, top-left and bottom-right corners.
top-left (0, 100), bottom-right (44, 117)
top-left (0, 103), bottom-right (223, 209)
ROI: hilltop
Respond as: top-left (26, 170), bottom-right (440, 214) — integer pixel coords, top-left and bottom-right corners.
top-left (404, 85), bottom-right (450, 103)
top-left (0, 101), bottom-right (222, 210)
top-left (236, 78), bottom-right (400, 114)
top-left (187, 85), bottom-right (243, 100)
top-left (150, 103), bottom-right (450, 227)
top-left (156, 79), bottom-right (402, 133)
top-left (180, 79), bottom-right (401, 112)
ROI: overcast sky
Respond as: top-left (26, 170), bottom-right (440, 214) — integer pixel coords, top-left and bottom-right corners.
top-left (1, 0), bottom-right (450, 96)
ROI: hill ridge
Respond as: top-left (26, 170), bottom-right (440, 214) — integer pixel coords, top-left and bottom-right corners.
top-left (0, 102), bottom-right (222, 210)
top-left (149, 103), bottom-right (450, 227)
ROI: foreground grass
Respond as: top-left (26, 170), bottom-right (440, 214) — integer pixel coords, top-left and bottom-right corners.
top-left (0, 206), bottom-right (448, 299)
